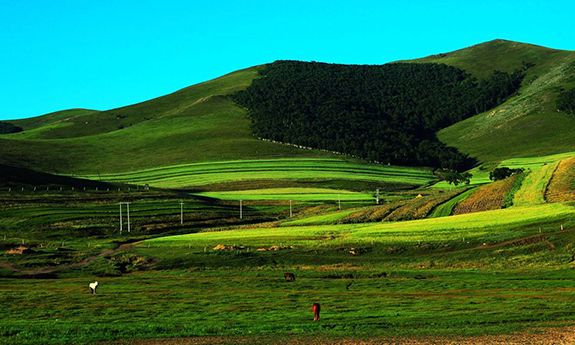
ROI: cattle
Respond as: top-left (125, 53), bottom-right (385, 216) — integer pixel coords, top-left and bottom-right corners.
top-left (312, 303), bottom-right (321, 321)
top-left (284, 272), bottom-right (296, 281)
top-left (89, 281), bottom-right (99, 294)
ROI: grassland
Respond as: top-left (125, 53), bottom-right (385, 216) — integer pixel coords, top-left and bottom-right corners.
top-left (5, 39), bottom-right (575, 344)
top-left (2, 202), bottom-right (575, 344)
top-left (428, 187), bottom-right (477, 218)
top-left (197, 188), bottom-right (374, 202)
top-left (3, 178), bottom-right (575, 345)
top-left (75, 158), bottom-right (436, 190)
top-left (145, 204), bottom-right (574, 252)
top-left (0, 68), bottom-right (333, 174)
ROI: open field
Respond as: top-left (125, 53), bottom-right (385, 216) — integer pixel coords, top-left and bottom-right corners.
top-left (0, 191), bottom-right (291, 273)
top-left (4, 39), bottom-right (575, 345)
top-left (146, 203), bottom-right (574, 249)
top-left (0, 68), bottom-right (333, 174)
top-left (75, 158), bottom-right (436, 190)
top-left (3, 202), bottom-right (575, 344)
top-left (195, 188), bottom-right (375, 202)
top-left (428, 187), bottom-right (477, 218)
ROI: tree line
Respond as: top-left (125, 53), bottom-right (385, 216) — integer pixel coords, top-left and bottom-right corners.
top-left (233, 61), bottom-right (524, 171)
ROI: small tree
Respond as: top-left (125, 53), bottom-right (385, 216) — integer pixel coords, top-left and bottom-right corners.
top-left (444, 171), bottom-right (472, 186)
top-left (489, 167), bottom-right (524, 181)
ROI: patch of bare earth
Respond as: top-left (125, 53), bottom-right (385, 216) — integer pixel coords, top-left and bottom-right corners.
top-left (100, 326), bottom-right (575, 345)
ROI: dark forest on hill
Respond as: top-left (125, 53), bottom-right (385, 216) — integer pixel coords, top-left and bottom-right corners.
top-left (233, 61), bottom-right (524, 170)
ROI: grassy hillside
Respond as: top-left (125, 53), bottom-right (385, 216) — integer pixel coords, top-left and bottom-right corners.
top-left (0, 68), bottom-right (334, 174)
top-left (2, 39), bottom-right (574, 175)
top-left (75, 158), bottom-right (436, 190)
top-left (412, 39), bottom-right (575, 163)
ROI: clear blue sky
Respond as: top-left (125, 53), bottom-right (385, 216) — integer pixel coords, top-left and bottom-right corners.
top-left (1, 0), bottom-right (574, 120)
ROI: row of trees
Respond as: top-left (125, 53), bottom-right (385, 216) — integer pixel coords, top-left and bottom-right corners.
top-left (233, 61), bottom-right (524, 171)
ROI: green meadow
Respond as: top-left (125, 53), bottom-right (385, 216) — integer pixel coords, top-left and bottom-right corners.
top-left (2, 202), bottom-right (575, 344)
top-left (75, 158), bottom-right (436, 190)
top-left (3, 39), bottom-right (575, 344)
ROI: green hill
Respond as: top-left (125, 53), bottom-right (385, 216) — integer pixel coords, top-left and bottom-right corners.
top-left (0, 67), bottom-right (328, 173)
top-left (412, 39), bottom-right (575, 163)
top-left (2, 39), bottom-right (574, 175)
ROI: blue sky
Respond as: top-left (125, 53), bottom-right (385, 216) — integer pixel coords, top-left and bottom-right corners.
top-left (1, 0), bottom-right (574, 120)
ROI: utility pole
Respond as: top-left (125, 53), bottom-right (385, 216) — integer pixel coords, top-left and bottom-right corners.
top-left (375, 188), bottom-right (380, 204)
top-left (240, 200), bottom-right (243, 219)
top-left (126, 202), bottom-right (131, 233)
top-left (289, 200), bottom-right (292, 218)
top-left (180, 201), bottom-right (184, 224)
top-left (338, 193), bottom-right (341, 211)
top-left (119, 203), bottom-right (123, 235)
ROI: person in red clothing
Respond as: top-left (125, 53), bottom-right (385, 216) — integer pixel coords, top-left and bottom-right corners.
top-left (312, 303), bottom-right (321, 321)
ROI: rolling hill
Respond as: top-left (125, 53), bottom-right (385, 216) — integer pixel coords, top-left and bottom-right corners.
top-left (0, 67), bottom-right (328, 174)
top-left (1, 39), bottom-right (574, 177)
top-left (414, 39), bottom-right (575, 163)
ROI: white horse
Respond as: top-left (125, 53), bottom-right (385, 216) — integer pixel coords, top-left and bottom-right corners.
top-left (89, 281), bottom-right (99, 294)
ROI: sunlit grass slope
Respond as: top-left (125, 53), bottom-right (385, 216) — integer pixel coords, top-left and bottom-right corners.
top-left (0, 68), bottom-right (329, 174)
top-left (76, 158), bottom-right (436, 189)
top-left (147, 203), bottom-right (574, 248)
top-left (196, 188), bottom-right (374, 201)
top-left (412, 39), bottom-right (575, 163)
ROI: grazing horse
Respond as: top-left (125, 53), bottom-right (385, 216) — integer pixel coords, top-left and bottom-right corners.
top-left (284, 273), bottom-right (296, 281)
top-left (312, 303), bottom-right (321, 321)
top-left (89, 281), bottom-right (99, 294)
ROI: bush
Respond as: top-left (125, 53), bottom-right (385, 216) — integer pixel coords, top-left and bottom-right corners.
top-left (490, 167), bottom-right (524, 181)
top-left (0, 122), bottom-right (23, 134)
top-left (557, 88), bottom-right (575, 115)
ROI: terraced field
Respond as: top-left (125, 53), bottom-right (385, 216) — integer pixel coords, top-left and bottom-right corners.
top-left (453, 175), bottom-right (520, 215)
top-left (428, 187), bottom-right (477, 218)
top-left (77, 158), bottom-right (436, 189)
top-left (196, 188), bottom-right (374, 202)
top-left (546, 157), bottom-right (575, 202)
top-left (149, 203), bottom-right (574, 249)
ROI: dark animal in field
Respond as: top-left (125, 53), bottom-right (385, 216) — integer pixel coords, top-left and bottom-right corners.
top-left (89, 281), bottom-right (98, 294)
top-left (312, 303), bottom-right (321, 321)
top-left (284, 273), bottom-right (296, 281)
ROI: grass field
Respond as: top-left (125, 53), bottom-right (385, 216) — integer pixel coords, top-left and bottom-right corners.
top-left (432, 41), bottom-right (575, 163)
top-left (4, 203), bottom-right (575, 344)
top-left (147, 203), bottom-right (574, 249)
top-left (75, 158), bottom-right (436, 190)
top-left (195, 188), bottom-right (375, 202)
top-left (428, 187), bottom-right (476, 218)
top-left (0, 68), bottom-right (334, 174)
top-left (3, 181), bottom-right (575, 344)
top-left (5, 39), bottom-right (575, 344)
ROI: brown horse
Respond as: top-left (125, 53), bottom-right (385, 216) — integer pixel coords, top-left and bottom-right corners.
top-left (284, 272), bottom-right (296, 281)
top-left (312, 303), bottom-right (321, 321)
